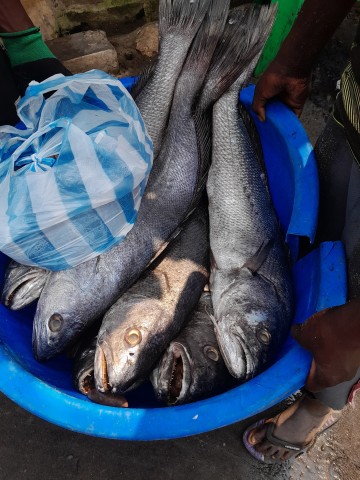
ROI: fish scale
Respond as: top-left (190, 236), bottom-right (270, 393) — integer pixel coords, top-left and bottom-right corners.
top-left (94, 204), bottom-right (209, 394)
top-left (207, 4), bottom-right (294, 381)
top-left (134, 0), bottom-right (210, 158)
top-left (32, 0), bottom-right (232, 361)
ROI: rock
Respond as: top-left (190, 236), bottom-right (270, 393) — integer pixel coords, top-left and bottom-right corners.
top-left (135, 23), bottom-right (158, 58)
top-left (143, 0), bottom-right (159, 22)
top-left (46, 30), bottom-right (119, 75)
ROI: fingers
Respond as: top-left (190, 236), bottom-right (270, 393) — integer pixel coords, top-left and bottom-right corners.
top-left (252, 88), bottom-right (267, 122)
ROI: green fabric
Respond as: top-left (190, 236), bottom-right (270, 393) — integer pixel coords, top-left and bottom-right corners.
top-left (0, 27), bottom-right (55, 67)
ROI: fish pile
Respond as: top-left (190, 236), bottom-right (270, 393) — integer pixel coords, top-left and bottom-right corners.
top-left (1, 0), bottom-right (295, 407)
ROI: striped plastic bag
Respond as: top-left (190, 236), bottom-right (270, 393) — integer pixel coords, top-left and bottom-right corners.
top-left (0, 70), bottom-right (153, 270)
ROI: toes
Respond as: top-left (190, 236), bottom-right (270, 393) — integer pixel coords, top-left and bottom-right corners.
top-left (248, 425), bottom-right (267, 445)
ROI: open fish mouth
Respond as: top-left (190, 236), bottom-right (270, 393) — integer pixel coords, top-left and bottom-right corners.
top-left (164, 343), bottom-right (192, 405)
top-left (2, 276), bottom-right (38, 308)
top-left (78, 368), bottom-right (128, 407)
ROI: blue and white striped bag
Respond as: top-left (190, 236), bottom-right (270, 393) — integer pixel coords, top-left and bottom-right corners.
top-left (0, 70), bottom-right (153, 270)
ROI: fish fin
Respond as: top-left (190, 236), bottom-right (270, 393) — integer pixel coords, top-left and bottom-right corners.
top-left (242, 238), bottom-right (276, 274)
top-left (192, 110), bottom-right (212, 202)
top-left (209, 249), bottom-right (217, 271)
top-left (132, 62), bottom-right (156, 100)
top-left (159, 0), bottom-right (209, 39)
top-left (175, 0), bottom-right (230, 94)
top-left (237, 101), bottom-right (267, 184)
top-left (198, 4), bottom-right (277, 110)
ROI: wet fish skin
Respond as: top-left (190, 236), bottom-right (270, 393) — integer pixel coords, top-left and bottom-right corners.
top-left (1, 261), bottom-right (50, 310)
top-left (150, 292), bottom-right (235, 405)
top-left (207, 5), bottom-right (293, 381)
top-left (32, 0), bottom-right (230, 361)
top-left (94, 205), bottom-right (209, 394)
top-left (72, 325), bottom-right (129, 407)
top-left (134, 0), bottom-right (209, 157)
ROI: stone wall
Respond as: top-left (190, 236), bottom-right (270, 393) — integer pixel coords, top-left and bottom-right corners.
top-left (21, 0), bottom-right (153, 40)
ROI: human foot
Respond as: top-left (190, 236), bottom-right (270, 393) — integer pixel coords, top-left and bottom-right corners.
top-left (243, 394), bottom-right (340, 463)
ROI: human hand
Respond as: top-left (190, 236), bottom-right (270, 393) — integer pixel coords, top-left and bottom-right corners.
top-left (252, 60), bottom-right (311, 121)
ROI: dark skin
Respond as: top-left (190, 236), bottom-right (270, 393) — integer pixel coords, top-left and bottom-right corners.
top-left (246, 0), bottom-right (357, 463)
top-left (253, 0), bottom-right (356, 120)
top-left (0, 0), bottom-right (34, 32)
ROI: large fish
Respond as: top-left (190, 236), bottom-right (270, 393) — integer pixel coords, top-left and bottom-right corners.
top-left (1, 261), bottom-right (49, 310)
top-left (72, 326), bottom-right (128, 407)
top-left (150, 291), bottom-right (235, 405)
top-left (134, 0), bottom-right (208, 157)
top-left (94, 204), bottom-right (209, 394)
top-left (32, 0), bottom-right (236, 361)
top-left (207, 6), bottom-right (293, 381)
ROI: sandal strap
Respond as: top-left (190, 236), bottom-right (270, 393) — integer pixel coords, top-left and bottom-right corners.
top-left (265, 420), bottom-right (309, 452)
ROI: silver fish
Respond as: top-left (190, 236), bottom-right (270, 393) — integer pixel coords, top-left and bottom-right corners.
top-left (134, 0), bottom-right (209, 157)
top-left (94, 205), bottom-right (209, 394)
top-left (1, 261), bottom-right (49, 310)
top-left (72, 326), bottom-right (128, 407)
top-left (150, 291), bottom-right (235, 405)
top-left (207, 5), bottom-right (293, 381)
top-left (32, 0), bottom-right (234, 361)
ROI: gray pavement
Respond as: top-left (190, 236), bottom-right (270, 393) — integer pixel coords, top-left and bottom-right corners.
top-left (1, 390), bottom-right (359, 480)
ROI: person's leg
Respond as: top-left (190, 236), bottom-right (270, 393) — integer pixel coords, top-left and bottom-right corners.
top-left (0, 0), bottom-right (71, 98)
top-left (315, 116), bottom-right (354, 242)
top-left (342, 159), bottom-right (360, 298)
top-left (0, 48), bottom-right (20, 125)
top-left (243, 116), bottom-right (360, 463)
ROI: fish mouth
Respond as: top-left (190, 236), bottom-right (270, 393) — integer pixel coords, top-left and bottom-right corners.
top-left (78, 368), bottom-right (128, 408)
top-left (2, 276), bottom-right (37, 309)
top-left (163, 343), bottom-right (192, 406)
top-left (216, 323), bottom-right (256, 380)
top-left (94, 345), bottom-right (110, 393)
top-left (77, 368), bottom-right (96, 395)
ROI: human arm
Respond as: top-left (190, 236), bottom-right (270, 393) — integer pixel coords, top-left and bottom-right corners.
top-left (253, 0), bottom-right (356, 120)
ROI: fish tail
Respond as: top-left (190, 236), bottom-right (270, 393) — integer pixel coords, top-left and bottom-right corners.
top-left (174, 0), bottom-right (230, 95)
top-left (159, 0), bottom-right (210, 39)
top-left (198, 4), bottom-right (277, 110)
top-left (133, 0), bottom-right (213, 99)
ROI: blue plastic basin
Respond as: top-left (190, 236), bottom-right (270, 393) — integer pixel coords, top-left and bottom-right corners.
top-left (0, 82), bottom-right (347, 440)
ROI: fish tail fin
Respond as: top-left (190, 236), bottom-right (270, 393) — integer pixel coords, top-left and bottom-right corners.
top-left (134, 0), bottom-right (212, 99)
top-left (159, 0), bottom-right (210, 39)
top-left (198, 4), bottom-right (277, 110)
top-left (174, 0), bottom-right (230, 96)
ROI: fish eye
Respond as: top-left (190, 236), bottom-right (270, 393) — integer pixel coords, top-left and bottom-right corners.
top-left (48, 313), bottom-right (63, 332)
top-left (124, 328), bottom-right (142, 346)
top-left (257, 328), bottom-right (271, 345)
top-left (204, 346), bottom-right (219, 362)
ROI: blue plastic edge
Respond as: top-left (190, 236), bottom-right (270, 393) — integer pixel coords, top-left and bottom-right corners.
top-left (240, 85), bottom-right (319, 245)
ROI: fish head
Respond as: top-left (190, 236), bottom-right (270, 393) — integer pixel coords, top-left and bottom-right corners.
top-left (150, 341), bottom-right (193, 405)
top-left (1, 262), bottom-right (49, 310)
top-left (151, 293), bottom-right (230, 405)
top-left (151, 336), bottom-right (225, 405)
top-left (94, 298), bottom-right (169, 394)
top-left (214, 273), bottom-right (288, 381)
top-left (32, 269), bottom-right (94, 361)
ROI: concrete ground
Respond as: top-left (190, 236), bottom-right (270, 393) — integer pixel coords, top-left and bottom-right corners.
top-left (2, 5), bottom-right (360, 480)
top-left (1, 390), bottom-right (359, 480)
